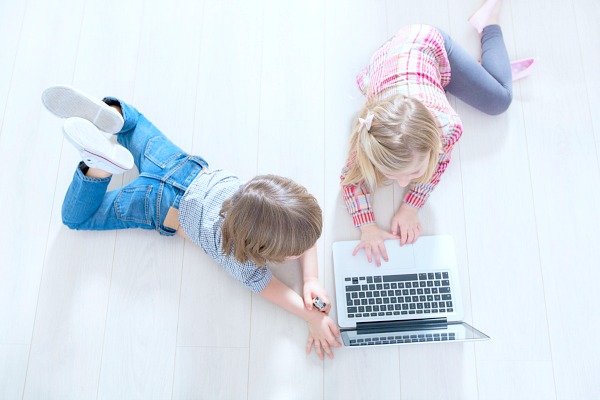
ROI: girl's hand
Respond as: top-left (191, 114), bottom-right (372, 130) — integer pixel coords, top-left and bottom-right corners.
top-left (391, 203), bottom-right (422, 246)
top-left (305, 312), bottom-right (341, 360)
top-left (353, 223), bottom-right (399, 266)
top-left (303, 278), bottom-right (331, 313)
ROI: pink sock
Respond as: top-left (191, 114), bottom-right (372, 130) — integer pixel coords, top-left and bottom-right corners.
top-left (511, 58), bottom-right (539, 81)
top-left (469, 0), bottom-right (500, 33)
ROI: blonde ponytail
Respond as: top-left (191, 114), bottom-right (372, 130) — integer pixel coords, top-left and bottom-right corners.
top-left (342, 94), bottom-right (442, 190)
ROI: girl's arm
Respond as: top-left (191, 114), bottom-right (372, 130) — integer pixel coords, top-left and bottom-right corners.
top-left (340, 153), bottom-right (376, 227)
top-left (341, 156), bottom-right (399, 265)
top-left (342, 183), bottom-right (376, 226)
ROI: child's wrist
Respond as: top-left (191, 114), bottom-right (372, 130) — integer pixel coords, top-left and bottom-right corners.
top-left (400, 201), bottom-right (419, 212)
top-left (303, 308), bottom-right (325, 323)
top-left (359, 222), bottom-right (378, 233)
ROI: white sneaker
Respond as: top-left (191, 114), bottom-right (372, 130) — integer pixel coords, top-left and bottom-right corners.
top-left (42, 85), bottom-right (124, 134)
top-left (63, 117), bottom-right (134, 175)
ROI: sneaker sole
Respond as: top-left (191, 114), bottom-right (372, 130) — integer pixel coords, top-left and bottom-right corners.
top-left (42, 85), bottom-right (124, 134)
top-left (63, 117), bottom-right (133, 174)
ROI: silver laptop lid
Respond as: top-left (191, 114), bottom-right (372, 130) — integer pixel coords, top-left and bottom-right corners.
top-left (333, 236), bottom-right (464, 328)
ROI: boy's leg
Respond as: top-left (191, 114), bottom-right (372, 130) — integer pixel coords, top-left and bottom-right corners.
top-left (41, 86), bottom-right (188, 176)
top-left (44, 86), bottom-right (207, 233)
top-left (56, 110), bottom-right (157, 232)
top-left (62, 163), bottom-right (157, 231)
top-left (103, 98), bottom-right (188, 175)
top-left (62, 117), bottom-right (134, 175)
top-left (438, 26), bottom-right (512, 115)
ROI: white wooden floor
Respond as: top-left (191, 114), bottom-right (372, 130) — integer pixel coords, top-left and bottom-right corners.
top-left (1, 0), bottom-right (599, 399)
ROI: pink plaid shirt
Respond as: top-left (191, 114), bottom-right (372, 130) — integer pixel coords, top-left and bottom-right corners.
top-left (341, 24), bottom-right (463, 227)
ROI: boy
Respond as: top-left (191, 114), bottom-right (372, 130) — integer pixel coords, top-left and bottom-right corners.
top-left (42, 85), bottom-right (340, 359)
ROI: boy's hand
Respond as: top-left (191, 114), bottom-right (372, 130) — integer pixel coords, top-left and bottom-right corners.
top-left (305, 312), bottom-right (341, 360)
top-left (354, 223), bottom-right (399, 266)
top-left (391, 203), bottom-right (422, 246)
top-left (303, 278), bottom-right (331, 313)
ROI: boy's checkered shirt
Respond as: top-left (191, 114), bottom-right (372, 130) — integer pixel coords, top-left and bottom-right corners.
top-left (178, 169), bottom-right (272, 294)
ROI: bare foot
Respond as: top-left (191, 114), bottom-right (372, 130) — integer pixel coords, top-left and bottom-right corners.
top-left (86, 166), bottom-right (112, 178)
top-left (469, 0), bottom-right (503, 33)
top-left (109, 104), bottom-right (123, 116)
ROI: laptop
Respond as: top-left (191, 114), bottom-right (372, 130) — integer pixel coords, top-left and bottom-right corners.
top-left (332, 235), bottom-right (489, 347)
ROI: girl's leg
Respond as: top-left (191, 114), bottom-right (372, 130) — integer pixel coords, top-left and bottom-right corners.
top-left (438, 26), bottom-right (512, 115)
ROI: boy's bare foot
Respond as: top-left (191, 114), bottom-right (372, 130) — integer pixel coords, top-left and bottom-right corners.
top-left (109, 104), bottom-right (123, 117)
top-left (85, 167), bottom-right (112, 179)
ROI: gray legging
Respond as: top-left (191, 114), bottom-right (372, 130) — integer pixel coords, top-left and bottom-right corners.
top-left (437, 25), bottom-right (512, 115)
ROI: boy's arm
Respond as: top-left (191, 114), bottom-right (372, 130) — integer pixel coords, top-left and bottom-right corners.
top-left (259, 276), bottom-right (316, 321)
top-left (259, 275), bottom-right (341, 359)
top-left (300, 244), bottom-right (319, 282)
top-left (299, 244), bottom-right (331, 312)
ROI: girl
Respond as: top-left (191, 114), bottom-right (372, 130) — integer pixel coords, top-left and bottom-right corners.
top-left (341, 0), bottom-right (535, 265)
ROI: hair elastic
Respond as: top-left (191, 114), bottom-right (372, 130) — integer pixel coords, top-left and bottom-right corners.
top-left (358, 112), bottom-right (374, 132)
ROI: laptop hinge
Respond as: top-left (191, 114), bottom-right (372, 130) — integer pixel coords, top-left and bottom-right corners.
top-left (353, 317), bottom-right (448, 333)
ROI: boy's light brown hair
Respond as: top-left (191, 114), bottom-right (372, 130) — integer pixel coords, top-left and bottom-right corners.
top-left (220, 175), bottom-right (322, 266)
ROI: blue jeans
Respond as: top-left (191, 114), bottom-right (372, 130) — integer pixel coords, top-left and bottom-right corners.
top-left (438, 25), bottom-right (513, 115)
top-left (61, 98), bottom-right (208, 236)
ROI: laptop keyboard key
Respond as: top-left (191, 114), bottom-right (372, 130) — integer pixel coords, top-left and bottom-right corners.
top-left (383, 274), bottom-right (418, 282)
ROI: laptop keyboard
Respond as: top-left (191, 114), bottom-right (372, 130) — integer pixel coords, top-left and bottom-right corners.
top-left (349, 332), bottom-right (456, 346)
top-left (344, 272), bottom-right (454, 318)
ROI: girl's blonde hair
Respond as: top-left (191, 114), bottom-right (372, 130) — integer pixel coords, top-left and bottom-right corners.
top-left (220, 175), bottom-right (322, 266)
top-left (341, 94), bottom-right (442, 190)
